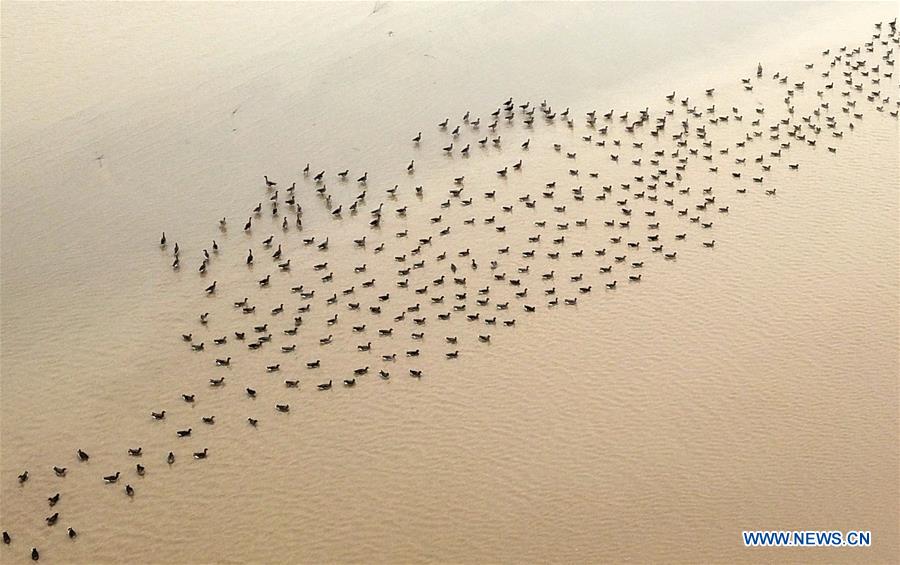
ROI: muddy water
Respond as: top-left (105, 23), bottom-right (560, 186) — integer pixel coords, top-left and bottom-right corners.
top-left (1, 2), bottom-right (897, 563)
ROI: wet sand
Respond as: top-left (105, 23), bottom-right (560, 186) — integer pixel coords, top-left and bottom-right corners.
top-left (1, 2), bottom-right (898, 563)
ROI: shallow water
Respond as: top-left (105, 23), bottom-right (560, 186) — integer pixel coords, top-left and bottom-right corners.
top-left (1, 2), bottom-right (898, 563)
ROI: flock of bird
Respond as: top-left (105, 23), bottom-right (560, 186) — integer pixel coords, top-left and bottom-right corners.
top-left (3, 18), bottom-right (897, 561)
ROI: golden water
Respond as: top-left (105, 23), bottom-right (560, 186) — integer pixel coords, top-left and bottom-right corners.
top-left (1, 2), bottom-right (898, 563)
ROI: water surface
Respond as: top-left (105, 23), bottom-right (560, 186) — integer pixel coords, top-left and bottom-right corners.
top-left (1, 2), bottom-right (898, 563)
